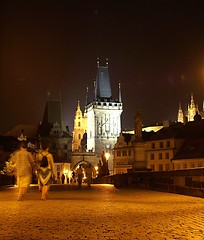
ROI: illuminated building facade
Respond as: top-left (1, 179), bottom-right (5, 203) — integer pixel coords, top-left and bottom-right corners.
top-left (114, 118), bottom-right (204, 173)
top-left (145, 121), bottom-right (204, 172)
top-left (146, 135), bottom-right (183, 172)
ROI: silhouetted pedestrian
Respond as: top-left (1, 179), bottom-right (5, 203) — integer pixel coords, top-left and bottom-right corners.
top-left (86, 164), bottom-right (93, 187)
top-left (76, 165), bottom-right (83, 188)
top-left (61, 174), bottom-right (65, 184)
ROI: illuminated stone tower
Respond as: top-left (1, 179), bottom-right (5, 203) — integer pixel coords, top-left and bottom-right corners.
top-left (72, 101), bottom-right (87, 152)
top-left (187, 93), bottom-right (199, 121)
top-left (177, 102), bottom-right (184, 123)
top-left (85, 59), bottom-right (123, 156)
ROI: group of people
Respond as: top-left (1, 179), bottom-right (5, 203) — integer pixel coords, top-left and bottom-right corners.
top-left (76, 164), bottom-right (93, 188)
top-left (11, 140), bottom-right (55, 201)
top-left (10, 140), bottom-right (94, 201)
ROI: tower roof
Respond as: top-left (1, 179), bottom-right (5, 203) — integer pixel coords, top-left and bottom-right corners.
top-left (42, 100), bottom-right (63, 127)
top-left (94, 60), bottom-right (112, 101)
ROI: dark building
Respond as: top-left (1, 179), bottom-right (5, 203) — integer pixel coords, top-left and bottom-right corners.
top-left (38, 99), bottom-right (72, 164)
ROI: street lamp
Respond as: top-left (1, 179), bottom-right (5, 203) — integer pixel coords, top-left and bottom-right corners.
top-left (105, 152), bottom-right (110, 161)
top-left (94, 165), bottom-right (99, 177)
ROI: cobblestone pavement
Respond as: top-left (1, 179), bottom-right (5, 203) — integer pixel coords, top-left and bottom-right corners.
top-left (0, 184), bottom-right (204, 240)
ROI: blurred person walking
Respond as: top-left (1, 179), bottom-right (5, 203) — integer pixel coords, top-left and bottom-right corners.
top-left (36, 141), bottom-right (55, 200)
top-left (11, 141), bottom-right (34, 201)
top-left (86, 164), bottom-right (93, 187)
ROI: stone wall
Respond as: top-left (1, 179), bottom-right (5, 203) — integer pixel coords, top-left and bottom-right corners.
top-left (94, 168), bottom-right (204, 198)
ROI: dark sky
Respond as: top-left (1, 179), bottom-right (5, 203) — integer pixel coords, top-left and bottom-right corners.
top-left (1, 0), bottom-right (204, 135)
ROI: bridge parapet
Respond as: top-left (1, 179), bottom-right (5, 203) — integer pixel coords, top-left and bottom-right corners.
top-left (94, 168), bottom-right (204, 198)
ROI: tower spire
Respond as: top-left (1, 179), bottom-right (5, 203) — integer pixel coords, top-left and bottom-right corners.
top-left (85, 86), bottom-right (89, 106)
top-left (177, 102), bottom-right (184, 123)
top-left (106, 58), bottom-right (109, 66)
top-left (77, 100), bottom-right (80, 110)
top-left (118, 82), bottom-right (122, 102)
top-left (191, 93), bottom-right (195, 107)
top-left (93, 79), bottom-right (97, 101)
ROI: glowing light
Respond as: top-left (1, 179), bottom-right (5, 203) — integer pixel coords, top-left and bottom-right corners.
top-left (105, 152), bottom-right (110, 160)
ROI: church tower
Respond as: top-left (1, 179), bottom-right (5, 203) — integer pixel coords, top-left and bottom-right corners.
top-left (85, 58), bottom-right (123, 156)
top-left (72, 101), bottom-right (87, 152)
top-left (177, 93), bottom-right (203, 123)
top-left (177, 102), bottom-right (184, 123)
top-left (187, 93), bottom-right (198, 121)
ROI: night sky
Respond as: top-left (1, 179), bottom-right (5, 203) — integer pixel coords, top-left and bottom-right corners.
top-left (1, 0), bottom-right (204, 135)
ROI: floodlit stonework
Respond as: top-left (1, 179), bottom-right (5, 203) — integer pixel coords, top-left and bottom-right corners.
top-left (177, 93), bottom-right (204, 123)
top-left (72, 101), bottom-right (87, 152)
top-left (71, 59), bottom-right (123, 174)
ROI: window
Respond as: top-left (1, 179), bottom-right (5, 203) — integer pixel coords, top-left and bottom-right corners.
top-left (151, 143), bottom-right (155, 149)
top-left (57, 165), bottom-right (60, 171)
top-left (190, 163), bottom-right (195, 168)
top-left (117, 151), bottom-right (121, 156)
top-left (158, 164), bottom-right (163, 171)
top-left (150, 164), bottom-right (155, 171)
top-left (166, 141), bottom-right (170, 148)
top-left (128, 149), bottom-right (131, 156)
top-left (78, 122), bottom-right (81, 127)
top-left (166, 164), bottom-right (170, 171)
top-left (165, 152), bottom-right (169, 159)
top-left (159, 153), bottom-right (162, 159)
top-left (122, 150), bottom-right (127, 156)
top-left (78, 134), bottom-right (81, 140)
top-left (183, 164), bottom-right (187, 169)
top-left (150, 153), bottom-right (154, 160)
top-left (159, 142), bottom-right (163, 148)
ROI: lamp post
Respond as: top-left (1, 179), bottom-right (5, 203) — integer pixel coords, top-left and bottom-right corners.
top-left (105, 152), bottom-right (110, 175)
top-left (105, 152), bottom-right (110, 161)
